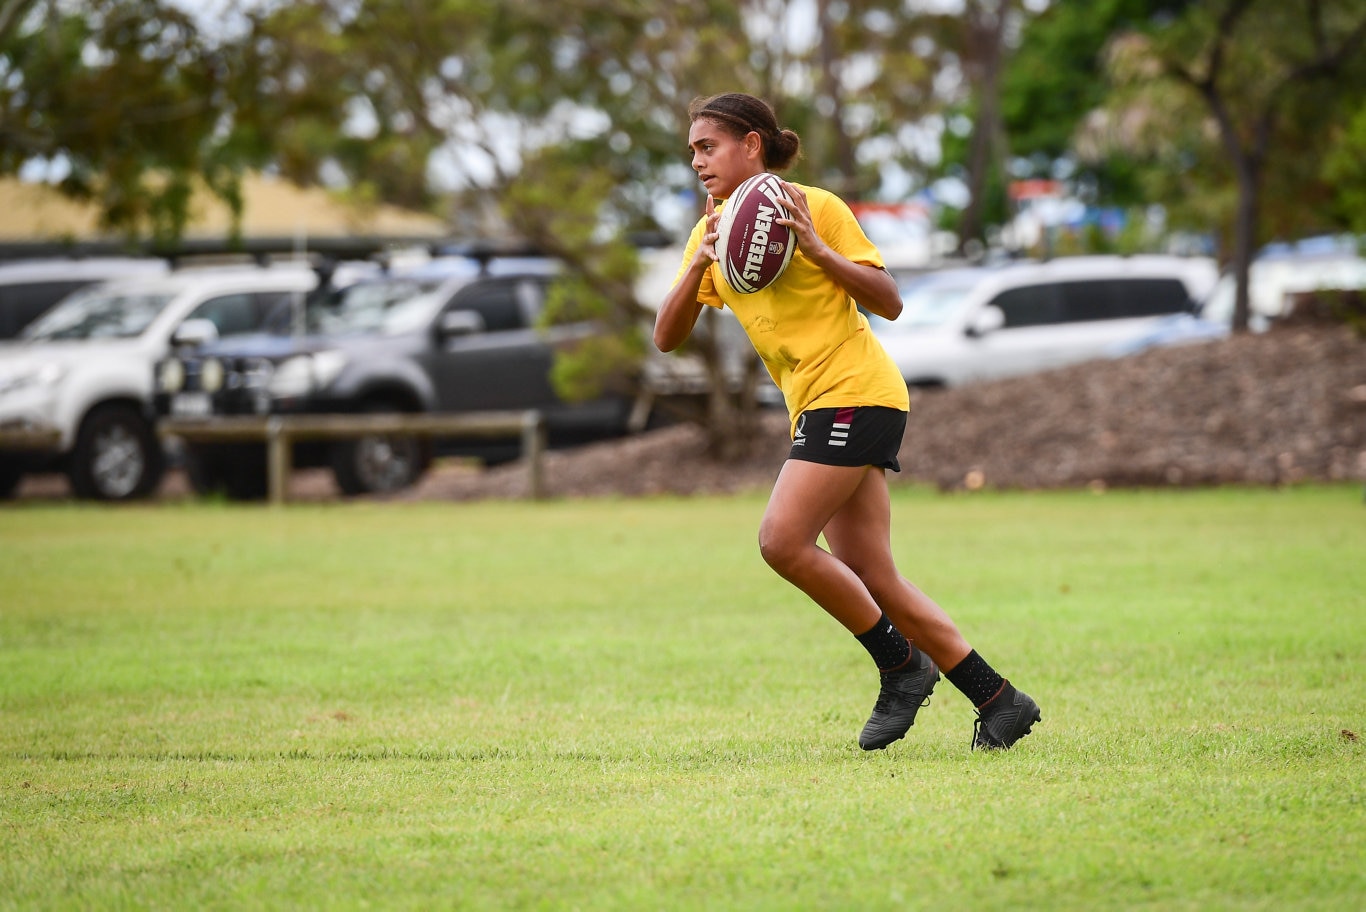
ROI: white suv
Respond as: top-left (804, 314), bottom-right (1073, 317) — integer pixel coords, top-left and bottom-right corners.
top-left (0, 266), bottom-right (317, 500)
top-left (868, 255), bottom-right (1219, 388)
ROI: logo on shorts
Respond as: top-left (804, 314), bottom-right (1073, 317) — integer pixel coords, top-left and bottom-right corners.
top-left (793, 413), bottom-right (807, 446)
top-left (829, 407), bottom-right (855, 447)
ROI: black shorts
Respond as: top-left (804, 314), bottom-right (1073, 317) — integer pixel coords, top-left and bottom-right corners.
top-left (787, 406), bottom-right (906, 472)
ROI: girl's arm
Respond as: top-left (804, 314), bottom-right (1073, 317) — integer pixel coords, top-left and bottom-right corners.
top-left (654, 196), bottom-right (719, 352)
top-left (774, 181), bottom-right (903, 321)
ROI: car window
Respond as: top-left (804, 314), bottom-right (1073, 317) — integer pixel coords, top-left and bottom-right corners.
top-left (257, 290), bottom-right (302, 335)
top-left (305, 278), bottom-right (443, 335)
top-left (1053, 278), bottom-right (1192, 323)
top-left (0, 280), bottom-right (96, 338)
top-left (990, 284), bottom-right (1062, 328)
top-left (516, 279), bottom-right (546, 326)
top-left (185, 293), bottom-right (264, 337)
top-left (1057, 280), bottom-right (1115, 322)
top-left (1110, 278), bottom-right (1192, 317)
top-left (883, 281), bottom-right (975, 332)
top-left (21, 287), bottom-right (174, 340)
top-left (447, 278), bottom-right (533, 331)
top-left (376, 290), bottom-right (446, 335)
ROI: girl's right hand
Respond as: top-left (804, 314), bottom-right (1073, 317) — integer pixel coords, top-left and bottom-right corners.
top-left (697, 194), bottom-right (720, 263)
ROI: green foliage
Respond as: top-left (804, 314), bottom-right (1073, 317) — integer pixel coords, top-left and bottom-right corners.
top-left (0, 0), bottom-right (241, 240)
top-left (549, 329), bottom-right (649, 402)
top-left (1097, 1), bottom-right (1366, 250)
top-left (1, 487), bottom-right (1363, 908)
top-left (1003, 0), bottom-right (1139, 158)
top-left (1322, 101), bottom-right (1366, 236)
top-left (1002, 0), bottom-right (1182, 207)
top-left (500, 146), bottom-right (652, 402)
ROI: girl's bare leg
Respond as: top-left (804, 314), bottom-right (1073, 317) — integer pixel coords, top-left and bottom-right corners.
top-left (757, 459), bottom-right (883, 633)
top-left (819, 468), bottom-right (973, 671)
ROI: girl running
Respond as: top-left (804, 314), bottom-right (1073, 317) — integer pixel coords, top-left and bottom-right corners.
top-left (654, 92), bottom-right (1040, 751)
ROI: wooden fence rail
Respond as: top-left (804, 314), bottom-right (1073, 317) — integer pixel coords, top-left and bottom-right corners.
top-left (0, 427), bottom-right (62, 450)
top-left (159, 410), bottom-right (545, 505)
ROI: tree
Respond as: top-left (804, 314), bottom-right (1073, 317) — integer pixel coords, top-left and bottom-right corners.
top-left (243, 0), bottom-right (779, 457)
top-left (0, 0), bottom-right (244, 241)
top-left (1101, 1), bottom-right (1366, 331)
top-left (1322, 100), bottom-right (1366, 235)
top-left (950, 0), bottom-right (1021, 255)
top-left (1001, 0), bottom-right (1194, 211)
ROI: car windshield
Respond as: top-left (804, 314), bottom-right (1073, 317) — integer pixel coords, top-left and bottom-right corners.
top-left (305, 278), bottom-right (444, 335)
top-left (378, 290), bottom-right (448, 335)
top-left (21, 287), bottom-right (174, 340)
top-left (867, 279), bottom-right (976, 332)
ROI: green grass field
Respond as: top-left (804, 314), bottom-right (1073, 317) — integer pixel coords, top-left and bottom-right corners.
top-left (1, 485), bottom-right (1363, 910)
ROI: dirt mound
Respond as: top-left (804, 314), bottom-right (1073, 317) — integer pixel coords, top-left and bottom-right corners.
top-left (403, 323), bottom-right (1366, 501)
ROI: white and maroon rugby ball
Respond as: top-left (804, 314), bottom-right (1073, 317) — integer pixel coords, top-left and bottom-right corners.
top-left (715, 172), bottom-right (796, 294)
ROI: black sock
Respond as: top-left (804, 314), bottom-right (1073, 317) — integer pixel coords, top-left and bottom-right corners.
top-left (945, 649), bottom-right (1007, 707)
top-left (854, 612), bottom-right (912, 673)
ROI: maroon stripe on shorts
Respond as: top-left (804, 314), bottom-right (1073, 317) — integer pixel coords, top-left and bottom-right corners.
top-left (834, 406), bottom-right (856, 425)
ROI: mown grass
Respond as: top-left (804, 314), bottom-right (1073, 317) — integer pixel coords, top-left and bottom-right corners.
top-left (1, 485), bottom-right (1362, 910)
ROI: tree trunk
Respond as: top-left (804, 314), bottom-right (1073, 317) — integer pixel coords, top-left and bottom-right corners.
top-left (816, 0), bottom-right (859, 196)
top-left (699, 308), bottom-right (759, 462)
top-left (957, 2), bottom-right (1007, 257)
top-left (1229, 155), bottom-right (1260, 333)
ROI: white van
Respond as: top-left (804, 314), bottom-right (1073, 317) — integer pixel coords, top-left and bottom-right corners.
top-left (868, 255), bottom-right (1219, 388)
top-left (0, 265), bottom-right (316, 500)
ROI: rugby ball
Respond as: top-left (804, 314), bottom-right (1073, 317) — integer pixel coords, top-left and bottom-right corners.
top-left (715, 172), bottom-right (796, 294)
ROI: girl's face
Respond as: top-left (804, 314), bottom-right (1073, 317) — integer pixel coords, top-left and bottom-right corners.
top-left (687, 118), bottom-right (763, 199)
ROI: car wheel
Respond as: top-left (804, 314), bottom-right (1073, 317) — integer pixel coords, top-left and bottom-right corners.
top-left (0, 459), bottom-right (22, 499)
top-left (68, 404), bottom-right (164, 501)
top-left (329, 405), bottom-right (432, 496)
top-left (184, 443), bottom-right (269, 501)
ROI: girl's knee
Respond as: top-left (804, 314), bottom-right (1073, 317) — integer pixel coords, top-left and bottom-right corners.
top-left (757, 522), bottom-right (804, 575)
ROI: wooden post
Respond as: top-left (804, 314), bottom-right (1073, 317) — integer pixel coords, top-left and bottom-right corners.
top-left (522, 410), bottom-right (546, 500)
top-left (266, 417), bottom-right (290, 506)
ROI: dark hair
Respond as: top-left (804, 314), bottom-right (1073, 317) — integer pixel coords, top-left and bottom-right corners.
top-left (688, 93), bottom-right (801, 171)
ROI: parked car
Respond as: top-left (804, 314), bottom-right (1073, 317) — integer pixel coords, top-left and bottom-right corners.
top-left (0, 265), bottom-right (317, 500)
top-left (0, 257), bottom-right (169, 339)
top-left (1109, 247), bottom-right (1366, 356)
top-left (1199, 250), bottom-right (1366, 330)
top-left (152, 263), bottom-right (641, 499)
top-left (868, 255), bottom-right (1219, 388)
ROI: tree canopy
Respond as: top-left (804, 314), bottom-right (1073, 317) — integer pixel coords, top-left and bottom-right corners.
top-left (3, 0), bottom-right (1363, 345)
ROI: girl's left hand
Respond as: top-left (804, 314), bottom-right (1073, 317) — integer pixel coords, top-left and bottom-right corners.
top-left (773, 180), bottom-right (827, 259)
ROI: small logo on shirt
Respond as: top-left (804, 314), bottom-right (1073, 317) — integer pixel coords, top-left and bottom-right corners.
top-left (750, 316), bottom-right (777, 334)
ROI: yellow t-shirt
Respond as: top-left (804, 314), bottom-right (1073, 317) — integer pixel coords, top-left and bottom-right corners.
top-left (677, 183), bottom-right (910, 437)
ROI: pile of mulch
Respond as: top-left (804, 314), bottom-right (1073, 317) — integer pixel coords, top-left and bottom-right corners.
top-left (400, 322), bottom-right (1365, 501)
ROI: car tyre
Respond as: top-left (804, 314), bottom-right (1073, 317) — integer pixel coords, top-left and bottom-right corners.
top-left (67, 404), bottom-right (164, 501)
top-left (329, 403), bottom-right (432, 496)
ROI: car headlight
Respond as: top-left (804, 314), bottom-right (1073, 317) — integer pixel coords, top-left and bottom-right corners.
top-left (157, 359), bottom-right (186, 394)
top-left (267, 351), bottom-right (348, 398)
top-left (0, 362), bottom-right (66, 397)
top-left (200, 358), bottom-right (225, 393)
